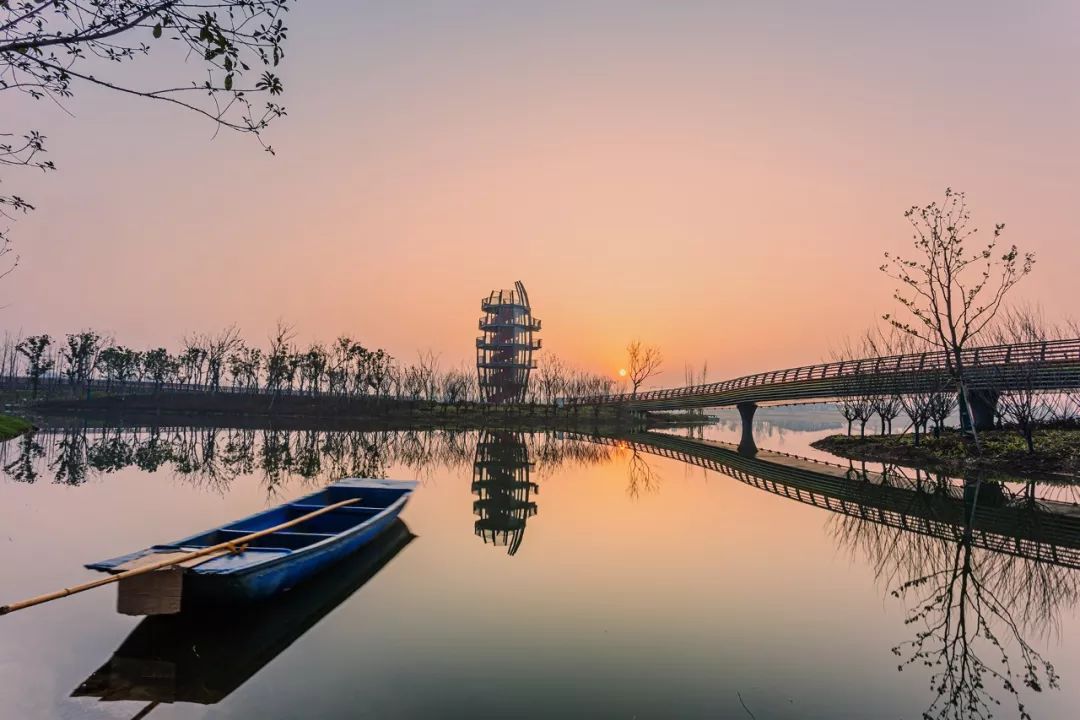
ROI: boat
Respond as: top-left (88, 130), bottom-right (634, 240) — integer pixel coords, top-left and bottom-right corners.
top-left (73, 520), bottom-right (415, 708)
top-left (86, 478), bottom-right (417, 608)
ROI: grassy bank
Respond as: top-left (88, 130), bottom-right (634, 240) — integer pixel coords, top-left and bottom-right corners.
top-left (812, 428), bottom-right (1080, 479)
top-left (29, 391), bottom-right (707, 434)
top-left (0, 414), bottom-right (33, 440)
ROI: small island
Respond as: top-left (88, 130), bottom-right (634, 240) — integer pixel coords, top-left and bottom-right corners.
top-left (813, 425), bottom-right (1080, 479)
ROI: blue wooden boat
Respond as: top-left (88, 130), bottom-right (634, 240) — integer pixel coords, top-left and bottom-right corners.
top-left (74, 520), bottom-right (415, 706)
top-left (86, 478), bottom-right (417, 606)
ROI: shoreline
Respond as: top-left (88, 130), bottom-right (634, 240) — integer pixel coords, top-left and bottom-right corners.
top-left (13, 392), bottom-right (715, 435)
top-left (0, 414), bottom-right (34, 441)
top-left (811, 428), bottom-right (1080, 481)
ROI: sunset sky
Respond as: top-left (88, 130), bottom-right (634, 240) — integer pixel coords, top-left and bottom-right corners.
top-left (5, 1), bottom-right (1079, 386)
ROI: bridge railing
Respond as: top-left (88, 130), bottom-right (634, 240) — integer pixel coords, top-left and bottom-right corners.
top-left (569, 337), bottom-right (1080, 405)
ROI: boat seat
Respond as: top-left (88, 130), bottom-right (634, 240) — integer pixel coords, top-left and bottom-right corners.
top-left (290, 503), bottom-right (384, 512)
top-left (212, 529), bottom-right (336, 551)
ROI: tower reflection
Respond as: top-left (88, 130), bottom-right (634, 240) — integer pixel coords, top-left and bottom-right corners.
top-left (471, 431), bottom-right (538, 555)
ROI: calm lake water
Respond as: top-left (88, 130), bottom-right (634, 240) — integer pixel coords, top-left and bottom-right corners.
top-left (2, 408), bottom-right (1079, 719)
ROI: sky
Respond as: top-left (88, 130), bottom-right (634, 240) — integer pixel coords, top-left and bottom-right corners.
top-left (4, 0), bottom-right (1079, 386)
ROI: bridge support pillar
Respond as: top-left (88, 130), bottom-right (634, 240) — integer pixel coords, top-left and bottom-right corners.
top-left (737, 402), bottom-right (758, 457)
top-left (958, 389), bottom-right (999, 433)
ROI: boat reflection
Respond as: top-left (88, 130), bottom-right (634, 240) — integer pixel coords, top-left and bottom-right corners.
top-left (72, 520), bottom-right (414, 709)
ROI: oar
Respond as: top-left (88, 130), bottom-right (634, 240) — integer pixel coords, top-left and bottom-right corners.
top-left (0, 497), bottom-right (360, 616)
top-left (130, 701), bottom-right (160, 720)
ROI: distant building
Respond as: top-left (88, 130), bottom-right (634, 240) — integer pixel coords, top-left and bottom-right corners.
top-left (476, 280), bottom-right (541, 404)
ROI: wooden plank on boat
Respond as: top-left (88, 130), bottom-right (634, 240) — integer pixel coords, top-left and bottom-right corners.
top-left (114, 549), bottom-right (238, 615)
top-left (117, 568), bottom-right (183, 616)
top-left (112, 549), bottom-right (234, 573)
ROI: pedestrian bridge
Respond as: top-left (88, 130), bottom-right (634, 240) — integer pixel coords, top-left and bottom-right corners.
top-left (569, 337), bottom-right (1080, 450)
top-left (570, 337), bottom-right (1080, 410)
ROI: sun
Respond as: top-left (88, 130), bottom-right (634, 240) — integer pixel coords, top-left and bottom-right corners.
top-left (618, 368), bottom-right (627, 378)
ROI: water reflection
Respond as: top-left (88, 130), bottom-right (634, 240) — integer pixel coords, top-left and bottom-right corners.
top-left (72, 520), bottom-right (414, 712)
top-left (589, 431), bottom-right (1080, 719)
top-left (833, 479), bottom-right (1069, 719)
top-left (6, 425), bottom-right (1080, 718)
top-left (0, 424), bottom-right (614, 493)
top-left (472, 431), bottom-right (538, 555)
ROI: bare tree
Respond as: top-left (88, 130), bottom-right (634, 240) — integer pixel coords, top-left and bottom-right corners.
top-left (441, 367), bottom-right (472, 404)
top-left (327, 336), bottom-right (355, 396)
top-left (838, 399), bottom-right (860, 436)
top-left (204, 326), bottom-right (243, 392)
top-left (264, 321), bottom-right (295, 397)
top-left (99, 345), bottom-right (139, 393)
top-left (0, 331), bottom-right (18, 378)
top-left (299, 342), bottom-right (328, 396)
top-left (863, 329), bottom-right (904, 435)
top-left (15, 333), bottom-right (51, 398)
top-left (227, 344), bottom-right (261, 392)
top-left (991, 306), bottom-right (1057, 453)
top-left (1067, 319), bottom-right (1080, 421)
top-left (142, 347), bottom-right (178, 393)
top-left (833, 336), bottom-right (877, 436)
top-left (881, 188), bottom-right (1035, 450)
top-left (852, 385), bottom-right (877, 438)
top-left (626, 340), bottom-right (663, 395)
top-left (927, 390), bottom-right (958, 438)
top-left (178, 335), bottom-right (207, 387)
top-left (61, 330), bottom-right (104, 395)
top-left (536, 354), bottom-right (568, 405)
top-left (892, 334), bottom-right (939, 445)
top-left (362, 348), bottom-right (394, 397)
top-left (415, 350), bottom-right (441, 401)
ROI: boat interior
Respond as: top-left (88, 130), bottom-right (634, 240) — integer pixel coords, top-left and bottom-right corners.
top-left (176, 484), bottom-right (412, 553)
top-left (86, 481), bottom-right (414, 572)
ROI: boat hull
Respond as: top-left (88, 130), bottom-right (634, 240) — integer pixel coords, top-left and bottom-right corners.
top-left (87, 478), bottom-right (418, 608)
top-left (183, 503), bottom-right (407, 604)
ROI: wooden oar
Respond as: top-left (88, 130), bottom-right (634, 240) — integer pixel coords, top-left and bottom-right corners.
top-left (0, 497), bottom-right (360, 616)
top-left (130, 701), bottom-right (160, 720)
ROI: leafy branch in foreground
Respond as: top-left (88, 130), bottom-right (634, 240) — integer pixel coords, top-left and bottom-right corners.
top-left (1, 1), bottom-right (294, 266)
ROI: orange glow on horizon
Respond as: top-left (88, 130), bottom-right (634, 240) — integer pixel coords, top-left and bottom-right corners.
top-left (4, 3), bottom-right (1078, 386)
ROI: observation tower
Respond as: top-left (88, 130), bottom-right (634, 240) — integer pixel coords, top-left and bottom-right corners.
top-left (476, 280), bottom-right (541, 404)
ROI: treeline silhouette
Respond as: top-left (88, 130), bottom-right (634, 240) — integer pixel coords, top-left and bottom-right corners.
top-left (0, 325), bottom-right (616, 403)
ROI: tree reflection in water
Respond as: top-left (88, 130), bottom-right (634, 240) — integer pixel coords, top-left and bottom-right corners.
top-left (7, 425), bottom-right (1076, 717)
top-left (831, 474), bottom-right (1069, 719)
top-left (3, 431), bottom-right (43, 483)
top-left (0, 424), bottom-right (616, 496)
top-left (626, 449), bottom-right (661, 498)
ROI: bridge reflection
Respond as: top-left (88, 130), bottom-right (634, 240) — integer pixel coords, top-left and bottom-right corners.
top-left (589, 432), bottom-right (1080, 569)
top-left (591, 431), bottom-right (1075, 717)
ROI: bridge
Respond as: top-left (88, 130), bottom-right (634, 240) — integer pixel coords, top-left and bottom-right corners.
top-left (569, 338), bottom-right (1080, 453)
top-left (586, 432), bottom-right (1080, 570)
